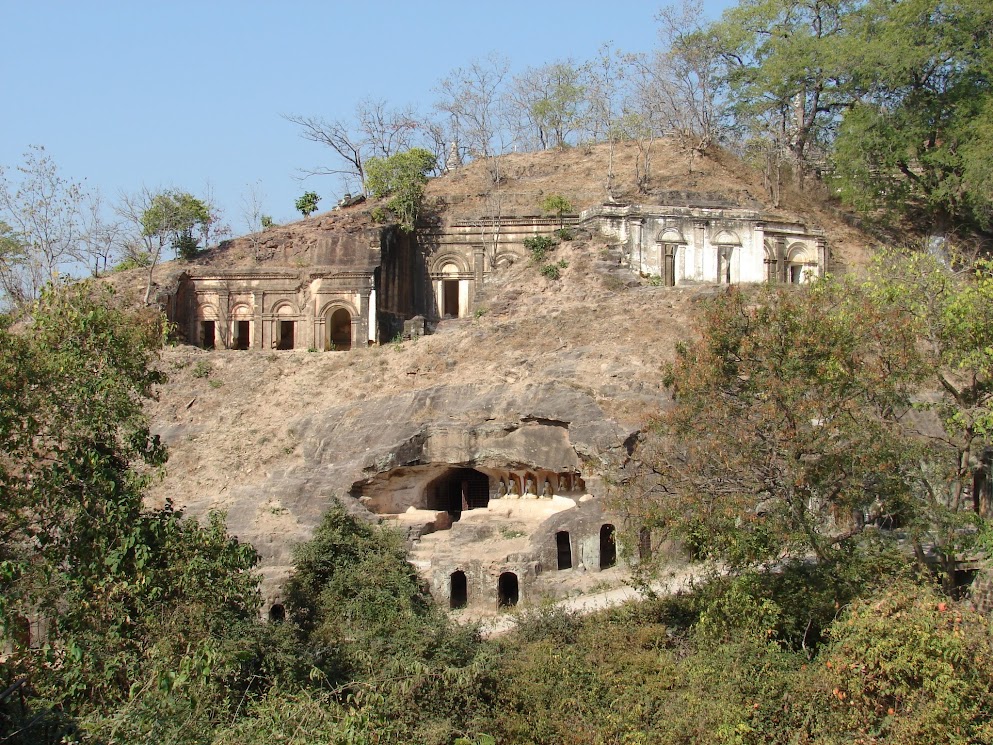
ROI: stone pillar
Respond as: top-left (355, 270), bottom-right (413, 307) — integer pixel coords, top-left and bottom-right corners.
top-left (816, 237), bottom-right (828, 276)
top-left (358, 291), bottom-right (371, 347)
top-left (217, 291), bottom-right (230, 348)
top-left (253, 291), bottom-right (264, 349)
top-left (630, 219), bottom-right (644, 270)
top-left (473, 245), bottom-right (485, 298)
top-left (693, 221), bottom-right (707, 280)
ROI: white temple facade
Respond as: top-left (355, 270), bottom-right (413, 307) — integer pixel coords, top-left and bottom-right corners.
top-left (581, 204), bottom-right (827, 286)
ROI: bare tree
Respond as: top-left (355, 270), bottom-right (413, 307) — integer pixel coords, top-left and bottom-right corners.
top-left (434, 53), bottom-right (510, 181)
top-left (283, 113), bottom-right (367, 192)
top-left (581, 45), bottom-right (629, 199)
top-left (506, 60), bottom-right (587, 151)
top-left (619, 0), bottom-right (731, 178)
top-left (356, 99), bottom-right (421, 160)
top-left (116, 187), bottom-right (167, 305)
top-left (240, 181), bottom-right (273, 262)
top-left (72, 191), bottom-right (122, 277)
top-left (0, 146), bottom-right (86, 303)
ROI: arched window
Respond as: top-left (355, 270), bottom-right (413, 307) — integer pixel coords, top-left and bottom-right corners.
top-left (498, 572), bottom-right (519, 608)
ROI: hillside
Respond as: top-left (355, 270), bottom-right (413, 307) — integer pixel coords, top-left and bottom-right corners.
top-left (137, 140), bottom-right (880, 605)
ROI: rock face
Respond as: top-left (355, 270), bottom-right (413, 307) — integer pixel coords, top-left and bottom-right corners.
top-left (199, 381), bottom-right (635, 605)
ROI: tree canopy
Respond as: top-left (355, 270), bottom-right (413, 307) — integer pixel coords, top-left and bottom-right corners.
top-left (364, 148), bottom-right (437, 231)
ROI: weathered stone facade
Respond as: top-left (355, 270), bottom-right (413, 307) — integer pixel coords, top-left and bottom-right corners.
top-left (164, 199), bottom-right (826, 353)
top-left (582, 203), bottom-right (826, 286)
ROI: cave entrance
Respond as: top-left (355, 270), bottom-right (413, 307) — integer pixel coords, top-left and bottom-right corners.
top-left (426, 468), bottom-right (490, 521)
top-left (234, 320), bottom-right (251, 350)
top-left (498, 572), bottom-right (519, 608)
top-left (556, 531), bottom-right (572, 570)
top-left (450, 571), bottom-right (468, 609)
top-left (442, 279), bottom-right (459, 318)
top-left (201, 320), bottom-right (215, 349)
top-left (277, 320), bottom-right (295, 350)
top-left (600, 524), bottom-right (616, 569)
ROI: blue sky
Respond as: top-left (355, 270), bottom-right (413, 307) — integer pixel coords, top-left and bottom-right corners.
top-left (1, 1), bottom-right (736, 235)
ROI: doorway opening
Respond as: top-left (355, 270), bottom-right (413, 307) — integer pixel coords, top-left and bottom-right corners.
top-left (234, 320), bottom-right (250, 350)
top-left (329, 308), bottom-right (352, 351)
top-left (425, 468), bottom-right (490, 521)
top-left (498, 572), bottom-right (519, 608)
top-left (450, 571), bottom-right (468, 609)
top-left (201, 320), bottom-right (215, 349)
top-left (600, 524), bottom-right (616, 569)
top-left (442, 279), bottom-right (459, 317)
top-left (556, 531), bottom-right (572, 570)
top-left (277, 320), bottom-right (294, 350)
top-left (663, 244), bottom-right (676, 287)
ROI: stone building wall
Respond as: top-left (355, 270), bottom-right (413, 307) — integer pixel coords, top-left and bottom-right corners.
top-left (167, 202), bottom-right (827, 353)
top-left (581, 204), bottom-right (826, 286)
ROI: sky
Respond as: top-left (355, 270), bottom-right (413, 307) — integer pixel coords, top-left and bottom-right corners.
top-left (1, 0), bottom-right (737, 236)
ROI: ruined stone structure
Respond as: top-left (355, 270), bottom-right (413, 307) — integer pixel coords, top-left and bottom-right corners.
top-left (582, 202), bottom-right (826, 286)
top-left (163, 197), bottom-right (826, 352)
top-left (166, 224), bottom-right (428, 350)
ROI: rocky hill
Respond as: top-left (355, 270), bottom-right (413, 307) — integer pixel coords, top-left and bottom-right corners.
top-left (136, 140), bottom-right (878, 609)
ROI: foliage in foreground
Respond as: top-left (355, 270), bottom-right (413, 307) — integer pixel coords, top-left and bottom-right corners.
top-left (475, 580), bottom-right (993, 745)
top-left (626, 250), bottom-right (993, 600)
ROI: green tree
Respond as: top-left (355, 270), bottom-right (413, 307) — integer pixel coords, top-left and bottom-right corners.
top-left (540, 194), bottom-right (572, 228)
top-left (706, 0), bottom-right (861, 187)
top-left (295, 191), bottom-right (321, 218)
top-left (832, 0), bottom-right (993, 230)
top-left (865, 250), bottom-right (993, 585)
top-left (364, 148), bottom-right (437, 231)
top-left (141, 190), bottom-right (212, 260)
top-left (282, 502), bottom-right (486, 742)
top-left (0, 282), bottom-right (261, 715)
top-left (629, 254), bottom-right (993, 593)
top-left (624, 278), bottom-right (930, 587)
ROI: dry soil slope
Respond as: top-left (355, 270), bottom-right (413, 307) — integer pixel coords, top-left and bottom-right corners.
top-left (140, 140), bottom-right (873, 594)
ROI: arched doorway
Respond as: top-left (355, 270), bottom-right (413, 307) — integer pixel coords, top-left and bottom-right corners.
top-left (600, 524), bottom-right (616, 569)
top-left (556, 531), bottom-right (572, 570)
top-left (440, 262), bottom-right (461, 318)
top-left (450, 571), bottom-right (468, 609)
top-left (328, 308), bottom-right (351, 351)
top-left (498, 572), bottom-right (519, 608)
top-left (663, 243), bottom-right (677, 287)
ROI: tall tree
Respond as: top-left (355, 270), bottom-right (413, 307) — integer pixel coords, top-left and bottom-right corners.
top-left (0, 282), bottom-right (261, 710)
top-left (626, 279), bottom-right (926, 576)
top-left (709, 0), bottom-right (860, 187)
top-left (507, 61), bottom-right (586, 150)
top-left (832, 0), bottom-right (993, 230)
top-left (0, 146), bottom-right (87, 305)
top-left (434, 53), bottom-right (510, 182)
